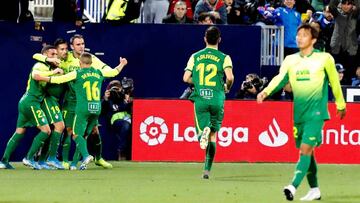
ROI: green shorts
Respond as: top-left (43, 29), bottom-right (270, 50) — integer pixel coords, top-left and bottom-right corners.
top-left (62, 100), bottom-right (76, 128)
top-left (194, 100), bottom-right (224, 134)
top-left (16, 96), bottom-right (49, 128)
top-left (294, 119), bottom-right (324, 148)
top-left (72, 112), bottom-right (99, 137)
top-left (63, 109), bottom-right (75, 128)
top-left (41, 96), bottom-right (63, 124)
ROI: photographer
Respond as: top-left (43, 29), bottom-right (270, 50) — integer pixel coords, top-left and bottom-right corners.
top-left (235, 73), bottom-right (268, 99)
top-left (101, 78), bottom-right (134, 160)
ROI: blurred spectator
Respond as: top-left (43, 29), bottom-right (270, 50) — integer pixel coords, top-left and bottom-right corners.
top-left (163, 1), bottom-right (194, 23)
top-left (143, 0), bottom-right (170, 23)
top-left (0, 0), bottom-right (33, 23)
top-left (271, 0), bottom-right (302, 57)
top-left (235, 73), bottom-right (268, 99)
top-left (103, 0), bottom-right (144, 24)
top-left (311, 0), bottom-right (326, 12)
top-left (309, 6), bottom-right (335, 52)
top-left (329, 0), bottom-right (360, 85)
top-left (351, 65), bottom-right (360, 86)
top-left (197, 12), bottom-right (216, 24)
top-left (102, 78), bottom-right (134, 160)
top-left (53, 0), bottom-right (84, 26)
top-left (295, 0), bottom-right (315, 14)
top-left (336, 63), bottom-right (346, 84)
top-left (310, 21), bottom-right (326, 51)
top-left (168, 0), bottom-right (194, 20)
top-left (194, 0), bottom-right (228, 24)
top-left (224, 0), bottom-right (242, 24)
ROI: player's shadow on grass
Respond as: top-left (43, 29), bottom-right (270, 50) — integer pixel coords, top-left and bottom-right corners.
top-left (214, 174), bottom-right (281, 182)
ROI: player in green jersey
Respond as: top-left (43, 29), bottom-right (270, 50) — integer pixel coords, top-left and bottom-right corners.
top-left (37, 39), bottom-right (69, 170)
top-left (0, 45), bottom-right (63, 170)
top-left (34, 52), bottom-right (128, 170)
top-left (257, 24), bottom-right (346, 201)
top-left (33, 35), bottom-right (114, 169)
top-left (183, 26), bottom-right (234, 179)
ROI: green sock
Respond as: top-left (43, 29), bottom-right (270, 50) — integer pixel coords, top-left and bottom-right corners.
top-left (74, 136), bottom-right (89, 158)
top-left (93, 133), bottom-right (102, 160)
top-left (292, 154), bottom-right (311, 188)
top-left (307, 155), bottom-right (318, 188)
top-left (204, 142), bottom-right (216, 171)
top-left (38, 137), bottom-right (50, 162)
top-left (48, 131), bottom-right (62, 159)
top-left (62, 133), bottom-right (71, 162)
top-left (71, 148), bottom-right (81, 166)
top-left (1, 133), bottom-right (25, 163)
top-left (26, 131), bottom-right (49, 160)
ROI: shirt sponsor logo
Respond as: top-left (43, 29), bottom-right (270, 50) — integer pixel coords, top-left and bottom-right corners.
top-left (258, 118), bottom-right (288, 147)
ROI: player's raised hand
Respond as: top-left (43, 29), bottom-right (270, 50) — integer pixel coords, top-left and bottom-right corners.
top-left (336, 109), bottom-right (346, 120)
top-left (119, 57), bottom-right (128, 66)
top-left (257, 91), bottom-right (268, 103)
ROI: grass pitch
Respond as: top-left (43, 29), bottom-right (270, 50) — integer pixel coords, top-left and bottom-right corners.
top-left (0, 162), bottom-right (359, 203)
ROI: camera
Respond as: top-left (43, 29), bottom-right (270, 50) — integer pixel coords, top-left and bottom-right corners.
top-left (121, 77), bottom-right (134, 95)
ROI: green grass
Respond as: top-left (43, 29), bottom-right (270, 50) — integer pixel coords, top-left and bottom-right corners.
top-left (0, 162), bottom-right (359, 203)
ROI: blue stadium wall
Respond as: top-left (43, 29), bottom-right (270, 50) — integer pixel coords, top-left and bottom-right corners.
top-left (0, 22), bottom-right (261, 161)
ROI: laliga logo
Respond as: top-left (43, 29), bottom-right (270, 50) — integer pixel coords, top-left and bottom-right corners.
top-left (140, 116), bottom-right (168, 146)
top-left (258, 118), bottom-right (288, 147)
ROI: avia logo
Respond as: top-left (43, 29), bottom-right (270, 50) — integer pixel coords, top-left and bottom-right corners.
top-left (258, 118), bottom-right (288, 147)
top-left (140, 116), bottom-right (168, 146)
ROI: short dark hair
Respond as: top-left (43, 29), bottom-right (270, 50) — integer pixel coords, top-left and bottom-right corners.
top-left (80, 52), bottom-right (92, 64)
top-left (341, 0), bottom-right (354, 4)
top-left (198, 13), bottom-right (215, 24)
top-left (205, 26), bottom-right (221, 45)
top-left (54, 38), bottom-right (67, 48)
top-left (297, 23), bottom-right (319, 39)
top-left (70, 34), bottom-right (84, 44)
top-left (41, 45), bottom-right (56, 54)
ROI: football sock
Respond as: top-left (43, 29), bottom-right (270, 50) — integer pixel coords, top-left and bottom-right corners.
top-left (1, 133), bottom-right (25, 163)
top-left (204, 141), bottom-right (216, 171)
top-left (38, 137), bottom-right (50, 162)
top-left (62, 133), bottom-right (71, 162)
top-left (307, 155), bottom-right (318, 188)
top-left (92, 133), bottom-right (102, 160)
top-left (74, 136), bottom-right (89, 158)
top-left (26, 131), bottom-right (49, 160)
top-left (292, 154), bottom-right (311, 188)
top-left (48, 131), bottom-right (62, 159)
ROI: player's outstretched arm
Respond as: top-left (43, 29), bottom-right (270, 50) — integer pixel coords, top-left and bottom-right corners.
top-left (115, 57), bottom-right (128, 72)
top-left (101, 57), bottom-right (128, 78)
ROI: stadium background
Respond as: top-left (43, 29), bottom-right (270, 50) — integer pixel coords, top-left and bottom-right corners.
top-left (0, 23), bottom-right (262, 161)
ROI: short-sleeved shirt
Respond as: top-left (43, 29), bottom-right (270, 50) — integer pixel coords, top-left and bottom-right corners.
top-left (185, 47), bottom-right (233, 104)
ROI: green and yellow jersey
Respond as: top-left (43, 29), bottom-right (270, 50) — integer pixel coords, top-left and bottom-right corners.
top-left (24, 61), bottom-right (55, 102)
top-left (263, 51), bottom-right (346, 123)
top-left (34, 52), bottom-right (114, 109)
top-left (185, 47), bottom-right (233, 103)
top-left (49, 67), bottom-right (120, 114)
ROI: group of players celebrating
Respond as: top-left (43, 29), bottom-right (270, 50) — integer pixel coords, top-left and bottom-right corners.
top-left (0, 34), bottom-right (128, 170)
